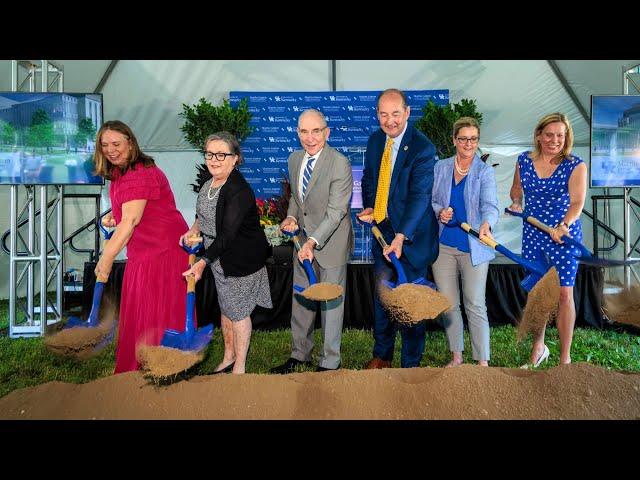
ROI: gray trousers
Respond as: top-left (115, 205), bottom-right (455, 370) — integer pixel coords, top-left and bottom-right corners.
top-left (291, 258), bottom-right (346, 369)
top-left (432, 243), bottom-right (490, 361)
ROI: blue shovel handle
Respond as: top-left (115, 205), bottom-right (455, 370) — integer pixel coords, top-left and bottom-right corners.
top-left (505, 207), bottom-right (591, 257)
top-left (458, 219), bottom-right (549, 277)
top-left (370, 224), bottom-right (408, 285)
top-left (387, 251), bottom-right (408, 285)
top-left (506, 207), bottom-right (640, 266)
top-left (301, 259), bottom-right (318, 285)
top-left (98, 221), bottom-right (114, 240)
top-left (85, 279), bottom-right (106, 327)
top-left (360, 216), bottom-right (434, 289)
top-left (282, 228), bottom-right (318, 285)
top-left (559, 235), bottom-right (593, 258)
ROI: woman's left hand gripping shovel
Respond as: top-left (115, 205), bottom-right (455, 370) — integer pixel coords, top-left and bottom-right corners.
top-left (281, 226), bottom-right (343, 301)
top-left (504, 208), bottom-right (640, 267)
top-left (160, 237), bottom-right (214, 352)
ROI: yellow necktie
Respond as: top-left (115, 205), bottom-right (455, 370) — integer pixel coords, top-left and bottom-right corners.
top-left (373, 138), bottom-right (394, 223)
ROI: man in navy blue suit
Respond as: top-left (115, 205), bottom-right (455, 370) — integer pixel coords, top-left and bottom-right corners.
top-left (358, 88), bottom-right (439, 369)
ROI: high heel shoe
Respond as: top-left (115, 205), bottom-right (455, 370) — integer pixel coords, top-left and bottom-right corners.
top-left (212, 362), bottom-right (235, 374)
top-left (519, 345), bottom-right (549, 369)
top-left (533, 345), bottom-right (550, 367)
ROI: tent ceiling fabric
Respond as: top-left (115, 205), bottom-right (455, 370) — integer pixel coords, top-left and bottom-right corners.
top-left (101, 60), bottom-right (330, 150)
top-left (0, 60), bottom-right (638, 149)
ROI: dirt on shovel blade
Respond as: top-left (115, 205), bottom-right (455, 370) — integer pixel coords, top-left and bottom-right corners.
top-left (137, 345), bottom-right (204, 381)
top-left (45, 320), bottom-right (115, 360)
top-left (517, 267), bottom-right (561, 341)
top-left (379, 282), bottom-right (451, 324)
top-left (301, 282), bottom-right (344, 301)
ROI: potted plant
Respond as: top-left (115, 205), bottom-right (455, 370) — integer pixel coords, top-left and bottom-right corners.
top-left (179, 97), bottom-right (253, 192)
top-left (415, 98), bottom-right (497, 166)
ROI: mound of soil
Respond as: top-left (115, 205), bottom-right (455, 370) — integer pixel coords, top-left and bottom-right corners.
top-left (1, 363), bottom-right (638, 419)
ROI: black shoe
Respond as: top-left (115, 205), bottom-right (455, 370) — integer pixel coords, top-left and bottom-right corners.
top-left (315, 363), bottom-right (340, 372)
top-left (270, 358), bottom-right (311, 374)
top-left (212, 362), bottom-right (234, 374)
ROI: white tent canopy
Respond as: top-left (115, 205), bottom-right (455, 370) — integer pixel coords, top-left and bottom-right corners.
top-left (1, 59), bottom-right (639, 299)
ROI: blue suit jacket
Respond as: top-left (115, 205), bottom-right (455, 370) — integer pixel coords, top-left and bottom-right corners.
top-left (362, 124), bottom-right (439, 269)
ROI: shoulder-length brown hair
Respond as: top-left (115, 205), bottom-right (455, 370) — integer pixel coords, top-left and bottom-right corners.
top-left (93, 120), bottom-right (155, 179)
top-left (531, 112), bottom-right (574, 161)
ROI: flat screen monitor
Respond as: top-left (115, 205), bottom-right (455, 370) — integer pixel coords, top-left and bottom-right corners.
top-left (590, 95), bottom-right (640, 187)
top-left (0, 92), bottom-right (104, 185)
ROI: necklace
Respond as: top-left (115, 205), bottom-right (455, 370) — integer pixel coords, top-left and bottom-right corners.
top-left (454, 156), bottom-right (470, 176)
top-left (207, 180), bottom-right (225, 200)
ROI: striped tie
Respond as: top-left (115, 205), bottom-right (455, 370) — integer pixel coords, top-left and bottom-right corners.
top-left (302, 156), bottom-right (316, 200)
top-left (373, 138), bottom-right (394, 223)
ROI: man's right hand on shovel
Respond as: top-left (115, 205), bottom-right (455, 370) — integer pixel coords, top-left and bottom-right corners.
top-left (279, 217), bottom-right (298, 234)
top-left (357, 207), bottom-right (374, 224)
top-left (383, 233), bottom-right (405, 261)
top-left (298, 238), bottom-right (316, 263)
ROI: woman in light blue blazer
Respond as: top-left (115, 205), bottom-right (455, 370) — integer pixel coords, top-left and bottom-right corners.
top-left (431, 117), bottom-right (499, 367)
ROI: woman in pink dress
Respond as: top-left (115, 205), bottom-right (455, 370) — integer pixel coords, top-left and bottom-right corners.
top-left (93, 120), bottom-right (190, 373)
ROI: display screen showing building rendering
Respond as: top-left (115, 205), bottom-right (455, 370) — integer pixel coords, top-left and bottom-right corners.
top-left (591, 95), bottom-right (640, 187)
top-left (0, 92), bottom-right (104, 185)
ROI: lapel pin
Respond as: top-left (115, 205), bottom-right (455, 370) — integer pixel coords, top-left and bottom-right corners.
top-left (403, 146), bottom-right (408, 151)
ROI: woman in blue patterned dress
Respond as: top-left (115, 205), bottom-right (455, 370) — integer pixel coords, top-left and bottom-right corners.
top-left (508, 113), bottom-right (587, 367)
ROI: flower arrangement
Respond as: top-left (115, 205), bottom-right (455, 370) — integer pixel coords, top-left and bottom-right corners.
top-left (256, 177), bottom-right (292, 246)
top-left (256, 198), bottom-right (280, 227)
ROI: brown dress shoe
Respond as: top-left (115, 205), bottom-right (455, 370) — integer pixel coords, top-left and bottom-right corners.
top-left (364, 357), bottom-right (392, 369)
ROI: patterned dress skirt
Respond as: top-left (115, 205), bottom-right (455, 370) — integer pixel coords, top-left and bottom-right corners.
top-left (198, 178), bottom-right (272, 321)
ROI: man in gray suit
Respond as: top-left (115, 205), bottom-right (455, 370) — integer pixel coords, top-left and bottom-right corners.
top-left (270, 109), bottom-right (353, 373)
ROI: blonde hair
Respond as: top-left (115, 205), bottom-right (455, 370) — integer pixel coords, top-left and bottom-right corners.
top-left (531, 112), bottom-right (574, 161)
top-left (453, 116), bottom-right (480, 138)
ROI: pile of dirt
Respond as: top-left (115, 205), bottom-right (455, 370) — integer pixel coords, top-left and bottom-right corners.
top-left (379, 283), bottom-right (451, 324)
top-left (517, 267), bottom-right (560, 341)
top-left (604, 287), bottom-right (640, 329)
top-left (2, 363), bottom-right (637, 419)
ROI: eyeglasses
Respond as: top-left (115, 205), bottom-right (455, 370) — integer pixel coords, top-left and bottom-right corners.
top-left (456, 136), bottom-right (479, 144)
top-left (204, 151), bottom-right (235, 161)
top-left (298, 127), bottom-right (326, 137)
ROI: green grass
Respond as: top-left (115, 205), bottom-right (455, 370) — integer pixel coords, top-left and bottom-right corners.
top-left (1, 298), bottom-right (639, 399)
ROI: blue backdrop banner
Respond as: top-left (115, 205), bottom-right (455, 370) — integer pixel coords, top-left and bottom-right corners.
top-left (230, 90), bottom-right (449, 262)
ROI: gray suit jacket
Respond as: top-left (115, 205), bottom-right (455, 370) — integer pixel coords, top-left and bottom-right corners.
top-left (287, 145), bottom-right (353, 268)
